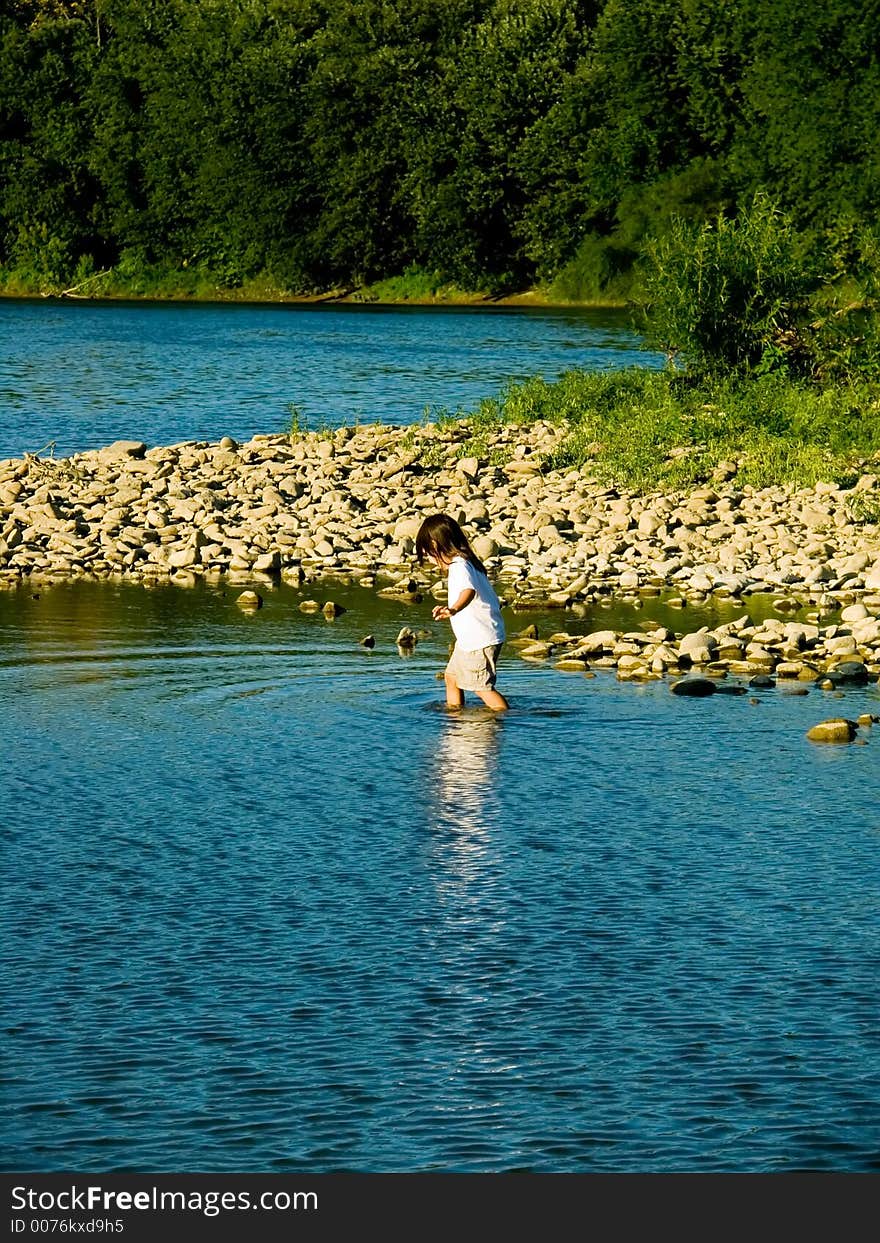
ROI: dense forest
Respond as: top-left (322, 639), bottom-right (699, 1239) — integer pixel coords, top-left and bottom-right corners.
top-left (1, 0), bottom-right (878, 299)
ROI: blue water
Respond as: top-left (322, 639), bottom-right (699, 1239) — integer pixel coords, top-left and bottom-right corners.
top-left (0, 299), bottom-right (661, 460)
top-left (2, 581), bottom-right (879, 1172)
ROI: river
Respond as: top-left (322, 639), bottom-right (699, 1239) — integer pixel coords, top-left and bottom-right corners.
top-left (1, 301), bottom-right (878, 1174)
top-left (2, 579), bottom-right (878, 1172)
top-left (0, 298), bottom-right (660, 460)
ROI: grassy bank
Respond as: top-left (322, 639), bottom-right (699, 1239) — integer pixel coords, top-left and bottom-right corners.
top-left (0, 262), bottom-right (329, 304)
top-left (0, 262), bottom-right (625, 310)
top-left (397, 368), bottom-right (880, 504)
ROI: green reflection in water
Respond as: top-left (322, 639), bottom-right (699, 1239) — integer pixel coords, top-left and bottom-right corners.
top-left (0, 575), bottom-right (832, 669)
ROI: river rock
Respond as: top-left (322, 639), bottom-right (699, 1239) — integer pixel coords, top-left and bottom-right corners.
top-left (806, 718), bottom-right (858, 743)
top-left (518, 641), bottom-right (554, 658)
top-left (748, 674), bottom-right (776, 689)
top-left (683, 643), bottom-right (714, 665)
top-left (775, 661), bottom-right (807, 678)
top-left (472, 535), bottom-right (499, 561)
top-left (679, 630), bottom-right (717, 656)
top-left (5, 420), bottom-right (880, 657)
top-left (578, 629), bottom-right (618, 654)
top-left (670, 677), bottom-right (717, 697)
top-left (828, 660), bottom-right (869, 685)
top-left (236, 590), bottom-right (263, 611)
top-left (253, 551), bottom-right (281, 573)
top-left (98, 440), bottom-right (147, 460)
top-left (840, 602), bottom-right (869, 622)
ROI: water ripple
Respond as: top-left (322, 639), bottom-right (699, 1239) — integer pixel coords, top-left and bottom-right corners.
top-left (2, 582), bottom-right (879, 1171)
top-left (0, 300), bottom-right (662, 457)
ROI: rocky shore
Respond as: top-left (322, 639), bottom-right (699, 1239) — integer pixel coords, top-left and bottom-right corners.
top-left (2, 419), bottom-right (880, 691)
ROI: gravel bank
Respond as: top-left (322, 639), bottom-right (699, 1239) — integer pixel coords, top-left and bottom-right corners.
top-left (3, 418), bottom-right (879, 695)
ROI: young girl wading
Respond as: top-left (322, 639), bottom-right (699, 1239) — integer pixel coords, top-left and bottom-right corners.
top-left (416, 513), bottom-right (509, 712)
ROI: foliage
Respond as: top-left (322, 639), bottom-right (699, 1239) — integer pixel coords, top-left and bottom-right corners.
top-left (355, 266), bottom-right (474, 303)
top-left (637, 192), bottom-right (819, 374)
top-left (844, 490), bottom-right (880, 526)
top-left (287, 403), bottom-right (305, 438)
top-left (440, 366), bottom-right (880, 491)
top-left (0, 1), bottom-right (878, 303)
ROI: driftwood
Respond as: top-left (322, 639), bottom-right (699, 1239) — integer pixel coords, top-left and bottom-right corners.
top-left (58, 270), bottom-right (112, 299)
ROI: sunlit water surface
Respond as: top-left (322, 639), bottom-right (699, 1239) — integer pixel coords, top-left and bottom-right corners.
top-left (2, 580), bottom-right (879, 1172)
top-left (0, 299), bottom-right (662, 459)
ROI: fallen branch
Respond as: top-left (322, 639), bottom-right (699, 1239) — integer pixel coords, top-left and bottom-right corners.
top-left (60, 269), bottom-right (112, 298)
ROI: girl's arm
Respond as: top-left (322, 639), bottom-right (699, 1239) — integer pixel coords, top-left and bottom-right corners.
top-left (432, 587), bottom-right (475, 620)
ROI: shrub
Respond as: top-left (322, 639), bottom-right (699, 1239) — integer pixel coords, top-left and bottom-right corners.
top-left (637, 192), bottom-right (819, 375)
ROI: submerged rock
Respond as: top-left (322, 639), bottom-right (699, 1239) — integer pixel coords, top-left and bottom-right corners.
top-left (670, 677), bottom-right (717, 697)
top-left (828, 660), bottom-right (869, 685)
top-left (748, 674), bottom-right (776, 689)
top-left (806, 718), bottom-right (858, 743)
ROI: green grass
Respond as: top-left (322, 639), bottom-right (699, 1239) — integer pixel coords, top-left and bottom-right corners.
top-left (417, 366), bottom-right (880, 492)
top-left (287, 362), bottom-right (880, 494)
top-left (353, 266), bottom-right (481, 303)
top-left (845, 490), bottom-right (880, 524)
top-left (0, 253), bottom-right (303, 303)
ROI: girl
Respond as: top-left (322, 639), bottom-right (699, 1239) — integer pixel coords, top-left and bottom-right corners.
top-left (415, 513), bottom-right (509, 711)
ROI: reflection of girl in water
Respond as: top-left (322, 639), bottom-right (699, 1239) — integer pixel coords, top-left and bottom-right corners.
top-left (433, 711), bottom-right (501, 856)
top-left (415, 513), bottom-right (509, 712)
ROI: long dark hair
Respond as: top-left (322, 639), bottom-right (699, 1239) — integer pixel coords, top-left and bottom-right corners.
top-left (415, 513), bottom-right (486, 574)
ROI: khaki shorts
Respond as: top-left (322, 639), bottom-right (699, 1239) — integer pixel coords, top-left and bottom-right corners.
top-left (446, 642), bottom-right (503, 692)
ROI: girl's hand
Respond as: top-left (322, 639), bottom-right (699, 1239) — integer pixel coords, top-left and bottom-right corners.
top-left (432, 605), bottom-right (451, 620)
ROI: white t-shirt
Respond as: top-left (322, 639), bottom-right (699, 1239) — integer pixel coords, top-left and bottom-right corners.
top-left (447, 556), bottom-right (505, 651)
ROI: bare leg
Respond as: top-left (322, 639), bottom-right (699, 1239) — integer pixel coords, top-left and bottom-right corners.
top-left (444, 670), bottom-right (464, 708)
top-left (476, 687), bottom-right (509, 712)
